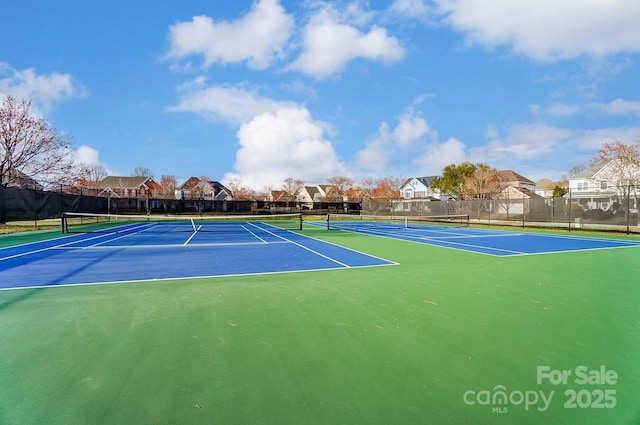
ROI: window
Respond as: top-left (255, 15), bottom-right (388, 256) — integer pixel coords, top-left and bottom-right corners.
top-left (600, 181), bottom-right (608, 190)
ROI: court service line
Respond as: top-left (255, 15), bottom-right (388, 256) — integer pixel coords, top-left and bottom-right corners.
top-left (183, 225), bottom-right (202, 246)
top-left (247, 222), bottom-right (352, 268)
top-left (86, 224), bottom-right (163, 248)
top-left (241, 225), bottom-right (269, 243)
top-left (328, 225), bottom-right (524, 256)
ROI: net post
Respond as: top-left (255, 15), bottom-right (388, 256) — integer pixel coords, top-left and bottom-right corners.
top-left (61, 212), bottom-right (66, 234)
top-left (298, 213), bottom-right (303, 230)
top-left (326, 214), bottom-right (331, 230)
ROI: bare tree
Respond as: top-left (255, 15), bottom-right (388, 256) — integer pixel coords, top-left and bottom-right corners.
top-left (133, 166), bottom-right (153, 178)
top-left (465, 164), bottom-right (503, 199)
top-left (568, 164), bottom-right (586, 177)
top-left (326, 176), bottom-right (353, 202)
top-left (591, 140), bottom-right (640, 222)
top-left (226, 179), bottom-right (255, 200)
top-left (282, 177), bottom-right (305, 209)
top-left (0, 95), bottom-right (74, 187)
top-left (159, 175), bottom-right (177, 197)
top-left (158, 175), bottom-right (177, 214)
top-left (76, 163), bottom-right (107, 189)
top-left (373, 176), bottom-right (405, 202)
top-left (357, 177), bottom-right (376, 201)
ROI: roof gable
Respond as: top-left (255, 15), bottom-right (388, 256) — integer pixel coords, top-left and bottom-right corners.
top-left (97, 176), bottom-right (153, 189)
top-left (570, 164), bottom-right (603, 179)
top-left (498, 170), bottom-right (534, 184)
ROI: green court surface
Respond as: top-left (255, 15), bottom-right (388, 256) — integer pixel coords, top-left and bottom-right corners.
top-left (1, 224), bottom-right (639, 424)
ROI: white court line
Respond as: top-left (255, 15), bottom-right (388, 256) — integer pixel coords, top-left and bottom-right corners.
top-left (251, 221), bottom-right (399, 265)
top-left (247, 222), bottom-right (352, 267)
top-left (241, 224), bottom-right (269, 243)
top-left (0, 262), bottom-right (396, 292)
top-left (50, 241), bottom-right (289, 250)
top-left (323, 222), bottom-right (640, 256)
top-left (324, 225), bottom-right (525, 256)
top-left (0, 232), bottom-right (127, 261)
top-left (183, 225), bottom-right (202, 246)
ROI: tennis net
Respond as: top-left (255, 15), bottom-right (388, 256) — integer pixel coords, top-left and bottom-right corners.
top-left (62, 212), bottom-right (303, 234)
top-left (326, 214), bottom-right (470, 230)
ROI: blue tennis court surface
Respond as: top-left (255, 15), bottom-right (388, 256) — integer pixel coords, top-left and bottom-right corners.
top-left (0, 222), bottom-right (395, 290)
top-left (322, 219), bottom-right (640, 256)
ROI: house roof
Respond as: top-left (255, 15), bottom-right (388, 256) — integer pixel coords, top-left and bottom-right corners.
top-left (270, 190), bottom-right (291, 201)
top-left (96, 176), bottom-right (154, 189)
top-left (177, 177), bottom-right (201, 191)
top-left (5, 169), bottom-right (42, 189)
top-left (498, 170), bottom-right (534, 184)
top-left (304, 186), bottom-right (321, 197)
top-left (570, 163), bottom-right (604, 179)
top-left (506, 186), bottom-right (543, 199)
top-left (177, 177), bottom-right (230, 194)
top-left (402, 176), bottom-right (437, 188)
top-left (535, 178), bottom-right (555, 190)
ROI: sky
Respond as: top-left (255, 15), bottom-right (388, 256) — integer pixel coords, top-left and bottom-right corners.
top-left (2, 0), bottom-right (640, 190)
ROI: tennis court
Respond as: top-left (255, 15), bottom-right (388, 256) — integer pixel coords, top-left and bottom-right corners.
top-left (0, 214), bottom-right (394, 290)
top-left (1, 214), bottom-right (639, 425)
top-left (324, 214), bottom-right (640, 256)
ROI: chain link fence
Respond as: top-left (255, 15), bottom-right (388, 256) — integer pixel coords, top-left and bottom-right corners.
top-left (2, 184), bottom-right (638, 234)
top-left (360, 187), bottom-right (639, 234)
top-left (0, 184), bottom-right (253, 229)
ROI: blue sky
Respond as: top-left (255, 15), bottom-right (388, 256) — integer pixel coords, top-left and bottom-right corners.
top-left (2, 0), bottom-right (640, 190)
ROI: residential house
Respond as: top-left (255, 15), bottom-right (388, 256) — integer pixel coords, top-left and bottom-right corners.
top-left (497, 170), bottom-right (536, 192)
top-left (4, 169), bottom-right (43, 190)
top-left (176, 177), bottom-right (231, 201)
top-left (95, 176), bottom-right (162, 212)
top-left (176, 177), bottom-right (233, 212)
top-left (535, 178), bottom-right (556, 198)
top-left (494, 170), bottom-right (542, 215)
top-left (298, 186), bottom-right (323, 209)
top-left (271, 185), bottom-right (346, 211)
top-left (566, 161), bottom-right (639, 212)
top-left (95, 176), bottom-right (161, 199)
top-left (399, 176), bottom-right (443, 200)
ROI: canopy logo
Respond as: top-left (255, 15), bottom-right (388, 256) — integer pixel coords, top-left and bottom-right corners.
top-left (463, 365), bottom-right (618, 414)
top-left (462, 386), bottom-right (553, 413)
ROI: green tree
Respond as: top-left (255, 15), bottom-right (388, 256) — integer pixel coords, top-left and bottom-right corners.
top-left (430, 162), bottom-right (476, 199)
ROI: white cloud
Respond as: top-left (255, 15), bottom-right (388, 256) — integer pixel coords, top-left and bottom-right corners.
top-left (471, 123), bottom-right (576, 164)
top-left (388, 0), bottom-right (434, 21)
top-left (288, 5), bottom-right (405, 79)
top-left (354, 122), bottom-right (393, 173)
top-left (589, 99), bottom-right (640, 117)
top-left (168, 79), bottom-right (296, 124)
top-left (413, 137), bottom-right (467, 174)
top-left (393, 108), bottom-right (434, 148)
top-left (224, 107), bottom-right (346, 189)
top-left (73, 145), bottom-right (113, 175)
top-left (529, 103), bottom-right (580, 117)
top-left (164, 0), bottom-right (294, 70)
top-left (434, 0), bottom-right (640, 60)
top-left (74, 145), bottom-right (101, 165)
top-left (354, 108), bottom-right (438, 174)
top-left (530, 98), bottom-right (640, 118)
top-left (0, 63), bottom-right (86, 111)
